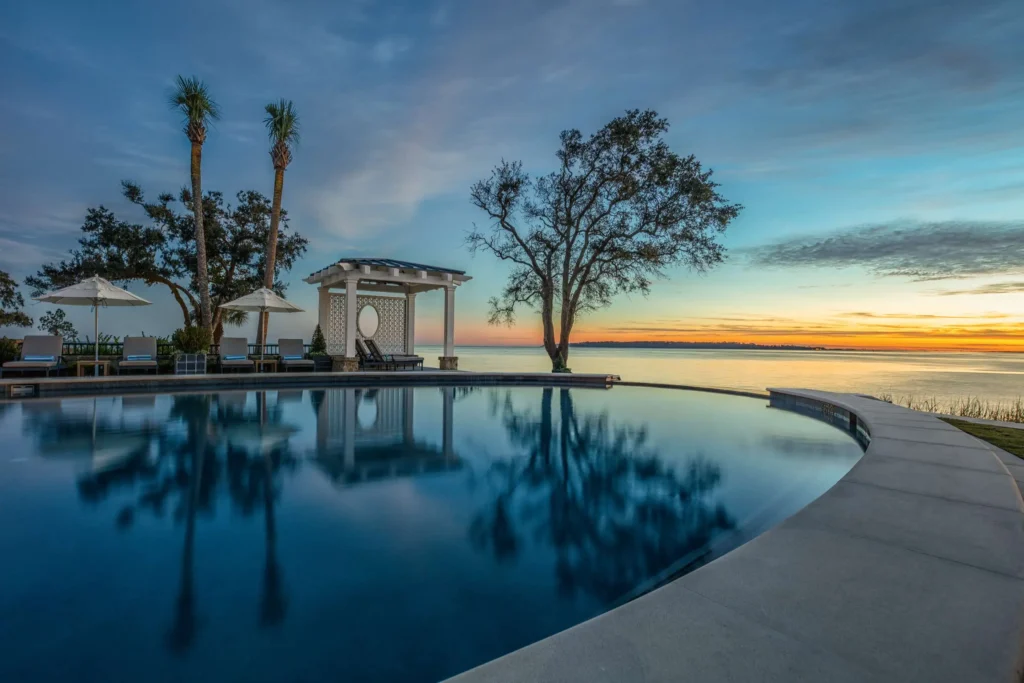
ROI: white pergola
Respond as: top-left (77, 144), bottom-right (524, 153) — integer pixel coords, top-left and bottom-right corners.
top-left (304, 258), bottom-right (471, 371)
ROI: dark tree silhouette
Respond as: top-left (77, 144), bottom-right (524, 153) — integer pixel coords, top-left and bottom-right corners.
top-left (37, 391), bottom-right (298, 654)
top-left (471, 388), bottom-right (734, 603)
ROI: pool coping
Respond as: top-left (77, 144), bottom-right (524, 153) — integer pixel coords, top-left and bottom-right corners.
top-left (0, 370), bottom-right (620, 400)
top-left (447, 387), bottom-right (1024, 682)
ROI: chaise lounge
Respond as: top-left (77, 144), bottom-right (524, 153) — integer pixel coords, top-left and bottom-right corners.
top-left (116, 336), bottom-right (159, 375)
top-left (355, 339), bottom-right (391, 370)
top-left (218, 337), bottom-right (255, 373)
top-left (1, 335), bottom-right (65, 378)
top-left (365, 339), bottom-right (423, 370)
top-left (278, 338), bottom-right (315, 372)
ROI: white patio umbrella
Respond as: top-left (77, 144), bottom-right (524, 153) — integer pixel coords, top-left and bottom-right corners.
top-left (218, 288), bottom-right (304, 359)
top-left (34, 276), bottom-right (152, 376)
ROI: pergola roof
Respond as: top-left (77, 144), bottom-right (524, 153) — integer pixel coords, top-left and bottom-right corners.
top-left (305, 257), bottom-right (471, 292)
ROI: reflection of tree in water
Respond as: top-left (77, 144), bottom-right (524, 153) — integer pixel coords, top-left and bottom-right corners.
top-left (471, 388), bottom-right (734, 604)
top-left (45, 393), bottom-right (297, 654)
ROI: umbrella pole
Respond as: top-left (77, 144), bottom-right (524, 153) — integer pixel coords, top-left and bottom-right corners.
top-left (261, 307), bottom-right (266, 360)
top-left (94, 302), bottom-right (99, 377)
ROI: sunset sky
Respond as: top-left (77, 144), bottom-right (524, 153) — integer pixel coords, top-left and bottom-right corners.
top-left (1, 0), bottom-right (1023, 351)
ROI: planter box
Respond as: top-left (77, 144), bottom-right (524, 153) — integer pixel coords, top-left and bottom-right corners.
top-left (175, 353), bottom-right (208, 375)
top-left (311, 356), bottom-right (332, 373)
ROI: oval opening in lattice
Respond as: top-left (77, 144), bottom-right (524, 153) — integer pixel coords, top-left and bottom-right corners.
top-left (358, 304), bottom-right (380, 338)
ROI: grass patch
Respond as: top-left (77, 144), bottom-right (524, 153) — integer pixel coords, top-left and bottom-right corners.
top-left (941, 418), bottom-right (1024, 459)
top-left (877, 393), bottom-right (1024, 423)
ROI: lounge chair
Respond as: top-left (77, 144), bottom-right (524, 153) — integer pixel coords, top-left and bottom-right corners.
top-left (218, 338), bottom-right (255, 373)
top-left (365, 339), bottom-right (423, 370)
top-left (278, 338), bottom-right (315, 372)
top-left (355, 339), bottom-right (390, 370)
top-left (1, 335), bottom-right (65, 377)
top-left (116, 336), bottom-right (159, 375)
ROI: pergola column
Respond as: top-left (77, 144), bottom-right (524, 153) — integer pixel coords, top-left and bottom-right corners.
top-left (317, 286), bottom-right (331, 349)
top-left (439, 285), bottom-right (457, 370)
top-left (332, 278), bottom-right (360, 372)
top-left (405, 292), bottom-right (416, 355)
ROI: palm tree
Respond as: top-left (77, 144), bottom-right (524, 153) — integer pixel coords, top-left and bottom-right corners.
top-left (170, 75), bottom-right (220, 333)
top-left (257, 99), bottom-right (299, 347)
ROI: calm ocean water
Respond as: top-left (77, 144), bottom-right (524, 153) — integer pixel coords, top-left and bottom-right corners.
top-left (419, 345), bottom-right (1024, 404)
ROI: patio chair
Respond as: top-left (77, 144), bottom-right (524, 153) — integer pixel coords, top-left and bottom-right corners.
top-left (355, 339), bottom-right (391, 370)
top-left (365, 339), bottom-right (423, 370)
top-left (116, 336), bottom-right (159, 375)
top-left (278, 338), bottom-right (315, 372)
top-left (1, 335), bottom-right (65, 378)
top-left (218, 338), bottom-right (255, 373)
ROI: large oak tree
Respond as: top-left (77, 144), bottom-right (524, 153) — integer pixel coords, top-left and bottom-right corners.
top-left (28, 183), bottom-right (307, 342)
top-left (469, 110), bottom-right (740, 371)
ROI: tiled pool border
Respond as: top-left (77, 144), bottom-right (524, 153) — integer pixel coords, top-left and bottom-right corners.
top-left (448, 387), bottom-right (1024, 682)
top-left (0, 370), bottom-right (619, 400)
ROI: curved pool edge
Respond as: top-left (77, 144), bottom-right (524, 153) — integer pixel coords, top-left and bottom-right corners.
top-left (447, 388), bottom-right (1024, 682)
top-left (0, 370), bottom-right (621, 400)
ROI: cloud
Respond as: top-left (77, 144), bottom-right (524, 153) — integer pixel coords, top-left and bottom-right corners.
top-left (746, 220), bottom-right (1024, 281)
top-left (597, 321), bottom-right (1024, 340)
top-left (837, 311), bottom-right (1010, 320)
top-left (0, 237), bottom-right (65, 275)
top-left (937, 281), bottom-right (1024, 296)
top-left (372, 37), bottom-right (411, 65)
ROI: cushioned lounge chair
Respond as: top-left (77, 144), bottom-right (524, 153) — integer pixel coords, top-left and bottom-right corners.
top-left (355, 339), bottom-right (390, 370)
top-left (365, 339), bottom-right (423, 370)
top-left (218, 338), bottom-right (255, 373)
top-left (1, 335), bottom-right (64, 377)
top-left (116, 336), bottom-right (159, 375)
top-left (278, 338), bottom-right (315, 372)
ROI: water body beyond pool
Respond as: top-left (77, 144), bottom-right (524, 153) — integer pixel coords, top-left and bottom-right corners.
top-left (419, 345), bottom-right (1024, 404)
top-left (0, 386), bottom-right (861, 683)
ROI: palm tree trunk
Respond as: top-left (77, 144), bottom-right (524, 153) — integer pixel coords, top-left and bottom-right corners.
top-left (257, 166), bottom-right (285, 347)
top-left (190, 142), bottom-right (213, 332)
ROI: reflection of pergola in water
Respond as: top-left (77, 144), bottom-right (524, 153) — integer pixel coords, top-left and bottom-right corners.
top-left (313, 386), bottom-right (460, 485)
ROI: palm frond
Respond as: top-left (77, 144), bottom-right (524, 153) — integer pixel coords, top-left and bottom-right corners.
top-left (264, 99), bottom-right (300, 145)
top-left (170, 75), bottom-right (221, 128)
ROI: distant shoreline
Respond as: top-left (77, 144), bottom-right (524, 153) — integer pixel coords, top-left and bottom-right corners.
top-left (571, 341), bottom-right (826, 351)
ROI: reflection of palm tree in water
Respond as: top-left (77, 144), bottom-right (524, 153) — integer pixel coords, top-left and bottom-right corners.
top-left (57, 392), bottom-right (295, 653)
top-left (166, 395), bottom-right (211, 655)
top-left (472, 388), bottom-right (734, 604)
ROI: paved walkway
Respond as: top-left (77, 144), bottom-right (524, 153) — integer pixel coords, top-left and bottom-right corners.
top-left (449, 388), bottom-right (1024, 683)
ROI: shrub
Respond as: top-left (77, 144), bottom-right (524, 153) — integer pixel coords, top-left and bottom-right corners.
top-left (0, 337), bottom-right (19, 363)
top-left (310, 324), bottom-right (327, 355)
top-left (172, 326), bottom-right (212, 354)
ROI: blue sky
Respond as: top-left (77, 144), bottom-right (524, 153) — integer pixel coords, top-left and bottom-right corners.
top-left (2, 0), bottom-right (1023, 349)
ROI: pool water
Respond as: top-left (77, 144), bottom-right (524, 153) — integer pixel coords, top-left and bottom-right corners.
top-left (0, 386), bottom-right (861, 683)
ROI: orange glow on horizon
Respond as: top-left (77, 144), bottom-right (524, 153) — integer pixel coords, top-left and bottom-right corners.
top-left (432, 318), bottom-right (1024, 353)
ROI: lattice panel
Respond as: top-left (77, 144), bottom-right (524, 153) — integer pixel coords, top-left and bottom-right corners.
top-left (327, 294), bottom-right (346, 355)
top-left (356, 294), bottom-right (407, 354)
top-left (326, 293), bottom-right (407, 355)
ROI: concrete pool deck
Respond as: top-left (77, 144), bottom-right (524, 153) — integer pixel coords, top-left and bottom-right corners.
top-left (0, 370), bottom-right (619, 399)
top-left (449, 388), bottom-right (1024, 683)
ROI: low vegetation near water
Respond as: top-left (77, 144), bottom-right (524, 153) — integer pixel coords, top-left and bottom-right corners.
top-left (878, 393), bottom-right (1024, 424)
top-left (941, 419), bottom-right (1024, 459)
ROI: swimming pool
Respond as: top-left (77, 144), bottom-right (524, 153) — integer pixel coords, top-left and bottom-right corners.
top-left (0, 385), bottom-right (862, 683)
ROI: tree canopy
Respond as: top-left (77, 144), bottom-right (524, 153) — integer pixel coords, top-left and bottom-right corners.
top-left (469, 109), bottom-right (740, 371)
top-left (0, 269), bottom-right (32, 328)
top-left (27, 182), bottom-right (308, 341)
top-left (38, 309), bottom-right (78, 340)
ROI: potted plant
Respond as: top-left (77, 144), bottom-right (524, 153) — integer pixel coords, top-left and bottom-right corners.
top-left (172, 326), bottom-right (212, 375)
top-left (309, 324), bottom-right (331, 372)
